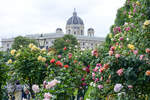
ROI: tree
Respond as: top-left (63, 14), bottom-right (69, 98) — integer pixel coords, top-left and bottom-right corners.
top-left (12, 36), bottom-right (38, 50)
top-left (52, 34), bottom-right (78, 54)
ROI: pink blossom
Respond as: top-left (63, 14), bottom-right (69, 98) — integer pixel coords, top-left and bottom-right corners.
top-left (92, 73), bottom-right (96, 77)
top-left (106, 80), bottom-right (110, 83)
top-left (82, 83), bottom-right (87, 86)
top-left (109, 51), bottom-right (113, 56)
top-left (119, 37), bottom-right (124, 41)
top-left (43, 98), bottom-right (50, 100)
top-left (43, 81), bottom-right (47, 88)
top-left (117, 27), bottom-right (121, 33)
top-left (86, 67), bottom-right (90, 73)
top-left (81, 78), bottom-right (85, 81)
top-left (115, 54), bottom-right (120, 58)
top-left (133, 8), bottom-right (136, 13)
top-left (146, 48), bottom-right (150, 53)
top-left (93, 66), bottom-right (99, 72)
top-left (44, 93), bottom-right (52, 100)
top-left (140, 55), bottom-right (144, 60)
top-left (113, 27), bottom-right (121, 33)
top-left (116, 42), bottom-right (119, 46)
top-left (114, 84), bottom-right (123, 92)
top-left (95, 78), bottom-right (99, 82)
top-left (100, 76), bottom-right (103, 81)
top-left (128, 85), bottom-right (133, 89)
top-left (58, 55), bottom-right (61, 58)
top-left (128, 11), bottom-right (131, 15)
top-left (46, 79), bottom-right (60, 89)
top-left (125, 27), bottom-right (131, 31)
top-left (133, 50), bottom-right (138, 55)
top-left (82, 67), bottom-right (86, 71)
top-left (110, 46), bottom-right (115, 51)
top-left (98, 85), bottom-right (103, 89)
top-left (96, 63), bottom-right (102, 67)
top-left (117, 68), bottom-right (123, 76)
top-left (32, 84), bottom-right (40, 93)
top-left (123, 11), bottom-right (127, 15)
top-left (68, 53), bottom-right (72, 59)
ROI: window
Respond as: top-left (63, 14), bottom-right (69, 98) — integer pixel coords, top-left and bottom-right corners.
top-left (74, 31), bottom-right (76, 35)
top-left (7, 48), bottom-right (9, 51)
top-left (7, 44), bottom-right (9, 47)
top-left (68, 30), bottom-right (71, 34)
top-left (81, 30), bottom-right (83, 35)
top-left (46, 46), bottom-right (48, 50)
top-left (83, 42), bottom-right (85, 45)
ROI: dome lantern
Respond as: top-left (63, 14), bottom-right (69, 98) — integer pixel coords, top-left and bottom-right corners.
top-left (66, 9), bottom-right (84, 36)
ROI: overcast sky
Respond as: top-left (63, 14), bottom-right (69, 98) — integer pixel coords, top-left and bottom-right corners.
top-left (0, 0), bottom-right (125, 42)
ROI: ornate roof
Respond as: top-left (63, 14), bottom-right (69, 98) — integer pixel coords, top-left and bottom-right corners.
top-left (88, 28), bottom-right (94, 31)
top-left (66, 9), bottom-right (84, 25)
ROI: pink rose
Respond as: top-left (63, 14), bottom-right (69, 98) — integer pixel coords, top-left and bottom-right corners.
top-left (93, 66), bottom-right (99, 72)
top-left (95, 78), bottom-right (99, 82)
top-left (58, 55), bottom-right (62, 58)
top-left (44, 93), bottom-right (52, 100)
top-left (115, 54), bottom-right (120, 58)
top-left (128, 85), bottom-right (133, 89)
top-left (125, 27), bottom-right (131, 31)
top-left (46, 79), bottom-right (60, 89)
top-left (96, 63), bottom-right (102, 67)
top-left (140, 55), bottom-right (144, 60)
top-left (43, 81), bottom-right (47, 88)
top-left (133, 50), bottom-right (138, 55)
top-left (81, 78), bottom-right (85, 81)
top-left (133, 8), bottom-right (136, 13)
top-left (110, 46), bottom-right (115, 51)
top-left (146, 48), bottom-right (150, 53)
top-left (119, 37), bottom-right (124, 41)
top-left (92, 73), bottom-right (96, 77)
top-left (98, 85), bottom-right (103, 89)
top-left (109, 51), bottom-right (113, 56)
top-left (32, 84), bottom-right (40, 93)
top-left (100, 76), bottom-right (103, 81)
top-left (117, 68), bottom-right (123, 76)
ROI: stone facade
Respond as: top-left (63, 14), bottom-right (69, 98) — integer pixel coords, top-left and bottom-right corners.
top-left (1, 9), bottom-right (105, 51)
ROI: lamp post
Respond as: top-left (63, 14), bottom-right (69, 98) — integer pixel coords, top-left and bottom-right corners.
top-left (38, 39), bottom-right (46, 49)
top-left (37, 34), bottom-right (46, 49)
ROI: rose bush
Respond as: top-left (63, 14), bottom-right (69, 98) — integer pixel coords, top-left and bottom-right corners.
top-left (85, 0), bottom-right (150, 99)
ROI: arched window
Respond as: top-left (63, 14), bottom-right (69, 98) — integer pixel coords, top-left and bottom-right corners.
top-left (81, 30), bottom-right (83, 35)
top-left (68, 29), bottom-right (71, 34)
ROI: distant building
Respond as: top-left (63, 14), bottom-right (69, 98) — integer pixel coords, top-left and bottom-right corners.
top-left (1, 9), bottom-right (105, 51)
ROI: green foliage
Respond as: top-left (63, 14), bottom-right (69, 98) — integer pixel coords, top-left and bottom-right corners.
top-left (52, 34), bottom-right (78, 54)
top-left (0, 51), bottom-right (9, 99)
top-left (12, 36), bottom-right (38, 50)
top-left (10, 44), bottom-right (47, 97)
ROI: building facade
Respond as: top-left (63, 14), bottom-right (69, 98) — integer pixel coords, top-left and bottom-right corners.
top-left (1, 9), bottom-right (105, 51)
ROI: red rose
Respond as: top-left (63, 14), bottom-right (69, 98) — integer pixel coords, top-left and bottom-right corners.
top-left (64, 65), bottom-right (69, 68)
top-left (56, 61), bottom-right (63, 67)
top-left (50, 59), bottom-right (55, 63)
top-left (64, 47), bottom-right (67, 50)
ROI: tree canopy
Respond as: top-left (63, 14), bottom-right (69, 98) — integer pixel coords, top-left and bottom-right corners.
top-left (52, 34), bottom-right (78, 54)
top-left (12, 36), bottom-right (38, 50)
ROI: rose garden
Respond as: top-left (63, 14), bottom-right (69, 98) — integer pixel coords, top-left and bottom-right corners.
top-left (0, 0), bottom-right (150, 100)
